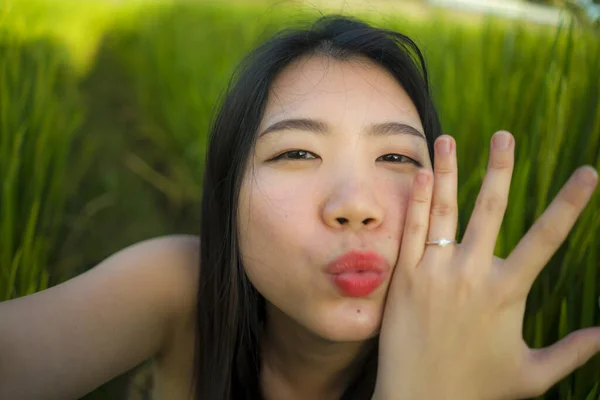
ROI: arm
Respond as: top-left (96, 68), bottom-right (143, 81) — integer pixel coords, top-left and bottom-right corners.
top-left (0, 234), bottom-right (200, 400)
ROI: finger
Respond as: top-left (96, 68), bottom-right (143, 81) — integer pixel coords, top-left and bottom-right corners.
top-left (397, 168), bottom-right (433, 270)
top-left (461, 131), bottom-right (514, 257)
top-left (523, 327), bottom-right (600, 398)
top-left (426, 135), bottom-right (458, 252)
top-left (506, 166), bottom-right (598, 296)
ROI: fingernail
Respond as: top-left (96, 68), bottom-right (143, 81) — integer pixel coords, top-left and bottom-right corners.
top-left (576, 167), bottom-right (598, 187)
top-left (493, 132), bottom-right (511, 150)
top-left (436, 138), bottom-right (450, 155)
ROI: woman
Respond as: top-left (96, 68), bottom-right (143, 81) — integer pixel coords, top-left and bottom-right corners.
top-left (0, 15), bottom-right (598, 400)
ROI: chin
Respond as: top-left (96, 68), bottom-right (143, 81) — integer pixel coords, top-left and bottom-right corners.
top-left (319, 323), bottom-right (380, 343)
top-left (314, 306), bottom-right (383, 342)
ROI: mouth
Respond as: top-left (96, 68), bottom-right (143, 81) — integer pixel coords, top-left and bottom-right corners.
top-left (325, 250), bottom-right (390, 297)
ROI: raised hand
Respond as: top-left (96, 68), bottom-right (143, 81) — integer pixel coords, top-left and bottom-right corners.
top-left (373, 131), bottom-right (600, 400)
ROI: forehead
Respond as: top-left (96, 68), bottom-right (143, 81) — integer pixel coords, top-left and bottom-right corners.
top-left (260, 54), bottom-right (423, 132)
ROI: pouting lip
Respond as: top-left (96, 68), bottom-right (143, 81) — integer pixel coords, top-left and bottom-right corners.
top-left (325, 250), bottom-right (390, 275)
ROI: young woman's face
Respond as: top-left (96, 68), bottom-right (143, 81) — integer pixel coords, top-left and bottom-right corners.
top-left (238, 54), bottom-right (433, 342)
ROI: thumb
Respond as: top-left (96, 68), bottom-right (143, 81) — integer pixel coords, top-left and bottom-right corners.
top-left (525, 327), bottom-right (600, 397)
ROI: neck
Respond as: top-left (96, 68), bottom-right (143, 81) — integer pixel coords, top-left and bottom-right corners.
top-left (260, 304), bottom-right (376, 400)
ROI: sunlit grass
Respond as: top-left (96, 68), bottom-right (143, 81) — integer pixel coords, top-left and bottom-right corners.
top-left (0, 27), bottom-right (82, 299)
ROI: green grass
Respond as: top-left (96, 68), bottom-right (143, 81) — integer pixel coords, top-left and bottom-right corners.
top-left (0, 26), bottom-right (84, 299)
top-left (0, 0), bottom-right (598, 398)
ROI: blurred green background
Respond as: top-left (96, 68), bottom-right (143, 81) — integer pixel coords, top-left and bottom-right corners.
top-left (0, 0), bottom-right (599, 398)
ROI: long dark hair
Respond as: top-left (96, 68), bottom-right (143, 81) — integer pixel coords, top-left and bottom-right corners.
top-left (194, 14), bottom-right (442, 400)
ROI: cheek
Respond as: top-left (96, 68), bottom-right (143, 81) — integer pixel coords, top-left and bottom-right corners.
top-left (378, 174), bottom-right (413, 240)
top-left (238, 173), bottom-right (315, 281)
top-left (239, 176), bottom-right (314, 242)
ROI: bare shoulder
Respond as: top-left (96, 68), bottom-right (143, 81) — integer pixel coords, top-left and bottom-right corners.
top-left (0, 234), bottom-right (200, 400)
top-left (136, 234), bottom-right (200, 307)
top-left (99, 233), bottom-right (201, 353)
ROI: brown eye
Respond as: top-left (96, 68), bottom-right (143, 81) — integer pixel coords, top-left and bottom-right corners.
top-left (272, 150), bottom-right (318, 161)
top-left (377, 154), bottom-right (421, 167)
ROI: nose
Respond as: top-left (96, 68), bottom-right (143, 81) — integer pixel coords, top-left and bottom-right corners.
top-left (321, 174), bottom-right (384, 231)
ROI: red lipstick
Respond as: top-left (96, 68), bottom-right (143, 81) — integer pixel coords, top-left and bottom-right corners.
top-left (325, 250), bottom-right (390, 297)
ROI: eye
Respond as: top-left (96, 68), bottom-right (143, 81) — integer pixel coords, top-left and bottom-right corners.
top-left (377, 154), bottom-right (422, 167)
top-left (268, 150), bottom-right (422, 166)
top-left (270, 150), bottom-right (318, 161)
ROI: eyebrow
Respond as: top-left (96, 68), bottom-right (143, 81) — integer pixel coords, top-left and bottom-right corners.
top-left (258, 118), bottom-right (426, 141)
